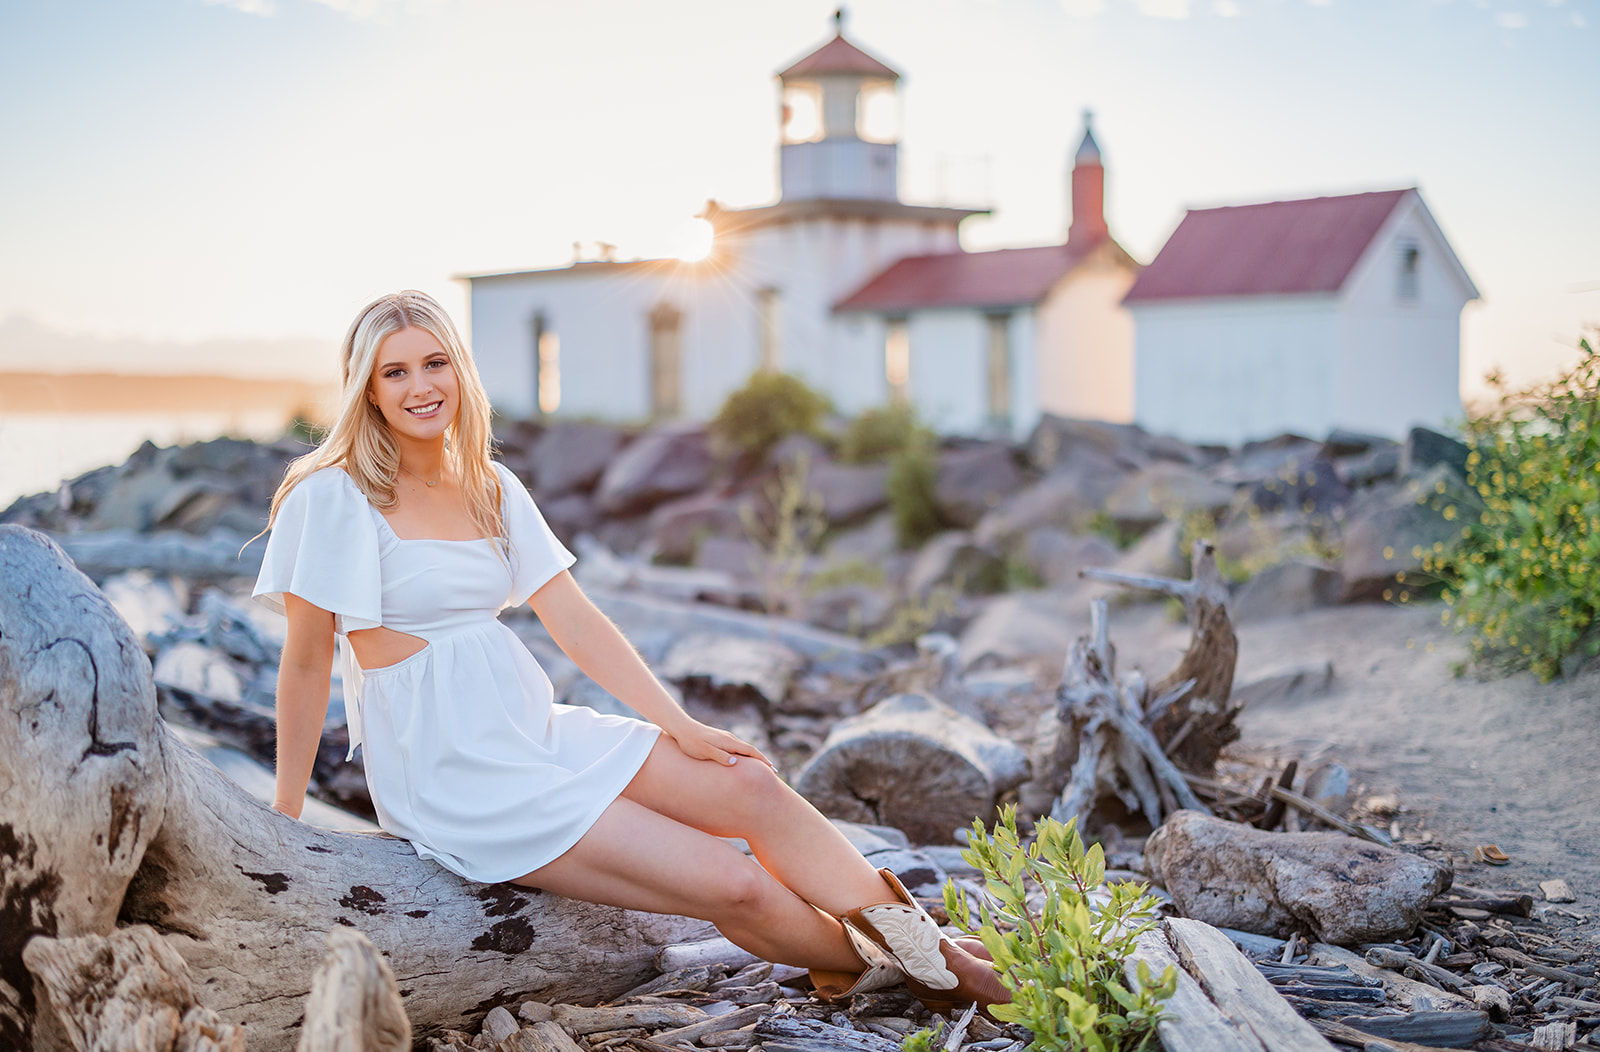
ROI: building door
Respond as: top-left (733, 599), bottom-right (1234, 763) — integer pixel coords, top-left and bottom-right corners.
top-left (986, 312), bottom-right (1011, 428)
top-left (531, 312), bottom-right (560, 417)
top-left (650, 303), bottom-right (683, 419)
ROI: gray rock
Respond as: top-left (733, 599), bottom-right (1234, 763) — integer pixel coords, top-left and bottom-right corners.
top-left (659, 633), bottom-right (804, 710)
top-left (1144, 810), bottom-right (1452, 945)
top-left (646, 491), bottom-right (745, 564)
top-left (905, 531), bottom-right (1006, 596)
top-left (482, 1005), bottom-right (519, 1046)
top-left (596, 423), bottom-right (712, 517)
top-left (935, 445), bottom-right (1025, 529)
top-left (1216, 433), bottom-right (1321, 485)
top-left (533, 421), bottom-right (627, 497)
top-left (1243, 456), bottom-right (1350, 517)
top-left (693, 535), bottom-right (763, 578)
top-left (1320, 429), bottom-right (1392, 458)
top-left (1214, 507), bottom-right (1322, 572)
top-left (87, 460), bottom-right (179, 531)
top-left (1335, 444), bottom-right (1402, 487)
top-left (152, 475), bottom-right (240, 534)
top-left (1103, 462), bottom-right (1235, 533)
top-left (1229, 660), bottom-right (1335, 709)
top-left (1401, 425), bottom-right (1471, 477)
top-left (559, 677), bottom-right (645, 720)
top-left (809, 460), bottom-right (889, 526)
top-left (101, 571), bottom-right (188, 641)
top-left (1302, 762), bottom-right (1351, 819)
top-left (974, 460), bottom-right (1125, 545)
top-left (153, 641), bottom-right (244, 704)
top-left (1101, 517), bottom-right (1187, 583)
top-left (1337, 463), bottom-right (1479, 602)
top-left (823, 513), bottom-right (899, 564)
top-left (804, 582), bottom-right (893, 637)
top-left (958, 590), bottom-right (1080, 671)
top-left (1027, 414), bottom-right (1152, 472)
top-left (53, 528), bottom-right (264, 581)
top-left (536, 492), bottom-right (599, 545)
top-left (1017, 528), bottom-right (1117, 589)
top-left (1232, 560), bottom-right (1343, 623)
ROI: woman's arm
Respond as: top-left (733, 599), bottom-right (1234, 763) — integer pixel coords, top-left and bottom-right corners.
top-left (273, 593), bottom-right (337, 818)
top-left (529, 572), bottom-right (769, 767)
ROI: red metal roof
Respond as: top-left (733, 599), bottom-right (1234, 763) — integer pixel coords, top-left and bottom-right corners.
top-left (835, 242), bottom-right (1101, 313)
top-left (1122, 189), bottom-right (1412, 303)
top-left (779, 34), bottom-right (900, 80)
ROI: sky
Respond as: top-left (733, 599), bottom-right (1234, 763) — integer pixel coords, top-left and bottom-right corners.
top-left (0, 0), bottom-right (1595, 398)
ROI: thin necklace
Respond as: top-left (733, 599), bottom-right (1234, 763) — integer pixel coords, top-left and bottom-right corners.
top-left (398, 464), bottom-right (440, 488)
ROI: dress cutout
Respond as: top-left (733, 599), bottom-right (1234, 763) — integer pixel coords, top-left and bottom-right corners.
top-left (254, 462), bottom-right (660, 882)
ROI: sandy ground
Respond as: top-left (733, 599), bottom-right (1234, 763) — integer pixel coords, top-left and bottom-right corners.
top-left (1106, 598), bottom-right (1600, 947)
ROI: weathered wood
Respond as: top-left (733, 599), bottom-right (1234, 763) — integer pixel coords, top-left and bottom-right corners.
top-left (551, 1004), bottom-right (708, 1035)
top-left (794, 693), bottom-right (1031, 843)
top-left (1124, 929), bottom-right (1266, 1052)
top-left (1164, 918), bottom-right (1339, 1052)
top-left (1486, 947), bottom-right (1598, 989)
top-left (753, 1015), bottom-right (902, 1052)
top-left (50, 528), bottom-right (264, 581)
top-left (657, 633), bottom-right (802, 710)
top-left (1308, 945), bottom-right (1475, 1013)
top-left (652, 1003), bottom-right (771, 1046)
top-left (0, 526), bottom-right (716, 1051)
top-left (1364, 949), bottom-right (1473, 993)
top-left (1334, 1010), bottom-right (1490, 1048)
top-left (654, 937), bottom-right (760, 974)
top-left (1083, 541), bottom-right (1239, 773)
top-left (1309, 1017), bottom-right (1472, 1052)
top-left (21, 924), bottom-right (245, 1052)
top-left (297, 928), bottom-right (410, 1052)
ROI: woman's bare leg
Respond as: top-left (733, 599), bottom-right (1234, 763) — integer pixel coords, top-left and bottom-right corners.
top-left (508, 793), bottom-right (862, 972)
top-left (619, 737), bottom-right (900, 915)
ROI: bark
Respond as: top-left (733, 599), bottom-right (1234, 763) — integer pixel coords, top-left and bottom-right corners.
top-left (793, 692), bottom-right (1031, 844)
top-left (297, 928), bottom-right (408, 1052)
top-left (0, 526), bottom-right (715, 1051)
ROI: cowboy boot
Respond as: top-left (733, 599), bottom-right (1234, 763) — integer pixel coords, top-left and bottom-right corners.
top-left (809, 916), bottom-right (903, 1003)
top-left (841, 869), bottom-right (1010, 1015)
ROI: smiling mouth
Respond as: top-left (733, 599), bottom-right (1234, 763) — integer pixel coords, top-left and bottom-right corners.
top-left (405, 401), bottom-right (443, 416)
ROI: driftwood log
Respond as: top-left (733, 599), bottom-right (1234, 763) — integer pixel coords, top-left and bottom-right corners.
top-left (1025, 599), bottom-right (1209, 831)
top-left (793, 693), bottom-right (1031, 844)
top-left (297, 928), bottom-right (409, 1052)
top-left (0, 526), bottom-right (713, 1051)
top-left (1081, 539), bottom-right (1240, 774)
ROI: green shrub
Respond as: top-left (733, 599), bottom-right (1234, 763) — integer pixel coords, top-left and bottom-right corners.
top-left (887, 433), bottom-right (942, 550)
top-left (710, 371), bottom-right (830, 463)
top-left (1435, 338), bottom-right (1599, 681)
top-left (839, 403), bottom-right (921, 464)
top-left (945, 808), bottom-right (1175, 1052)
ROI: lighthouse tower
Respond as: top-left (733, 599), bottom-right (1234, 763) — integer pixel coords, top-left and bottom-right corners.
top-left (777, 10), bottom-right (902, 201)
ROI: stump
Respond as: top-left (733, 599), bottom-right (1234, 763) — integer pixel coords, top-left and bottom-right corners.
top-left (793, 693), bottom-right (1030, 844)
top-left (0, 526), bottom-right (713, 1051)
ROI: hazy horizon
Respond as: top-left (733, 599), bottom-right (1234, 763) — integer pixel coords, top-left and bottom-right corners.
top-left (1, 0), bottom-right (1595, 405)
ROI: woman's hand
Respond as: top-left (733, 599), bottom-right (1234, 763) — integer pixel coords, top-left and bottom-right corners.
top-left (665, 717), bottom-right (774, 769)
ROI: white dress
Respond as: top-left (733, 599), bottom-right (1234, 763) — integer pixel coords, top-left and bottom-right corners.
top-left (252, 462), bottom-right (660, 883)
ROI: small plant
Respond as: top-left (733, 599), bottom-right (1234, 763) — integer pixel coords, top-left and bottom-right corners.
top-left (944, 807), bottom-right (1176, 1052)
top-left (741, 450), bottom-right (827, 619)
top-left (1436, 337), bottom-right (1599, 681)
top-left (901, 1028), bottom-right (938, 1052)
top-left (710, 371), bottom-right (830, 464)
top-left (887, 432), bottom-right (942, 550)
top-left (840, 403), bottom-right (922, 464)
top-left (866, 583), bottom-right (958, 649)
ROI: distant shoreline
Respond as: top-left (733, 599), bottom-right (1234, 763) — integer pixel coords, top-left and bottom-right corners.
top-left (0, 371), bottom-right (333, 416)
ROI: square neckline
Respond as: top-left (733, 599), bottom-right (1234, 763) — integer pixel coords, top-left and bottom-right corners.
top-left (372, 507), bottom-right (496, 545)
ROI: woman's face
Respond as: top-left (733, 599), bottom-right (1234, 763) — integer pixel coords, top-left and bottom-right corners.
top-left (367, 326), bottom-right (460, 442)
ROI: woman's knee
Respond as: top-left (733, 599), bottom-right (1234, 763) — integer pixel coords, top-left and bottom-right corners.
top-left (706, 858), bottom-right (775, 918)
top-left (723, 757), bottom-right (791, 817)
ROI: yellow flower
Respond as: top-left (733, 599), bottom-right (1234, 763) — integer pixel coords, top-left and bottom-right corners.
top-left (1443, 505), bottom-right (1458, 520)
top-left (1383, 546), bottom-right (1395, 560)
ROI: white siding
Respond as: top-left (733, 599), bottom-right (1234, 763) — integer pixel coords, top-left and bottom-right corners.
top-left (1334, 198), bottom-right (1470, 435)
top-left (1133, 296), bottom-right (1341, 445)
top-left (1036, 248), bottom-right (1137, 424)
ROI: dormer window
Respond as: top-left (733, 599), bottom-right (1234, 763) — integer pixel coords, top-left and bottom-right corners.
top-left (1398, 242), bottom-right (1420, 303)
top-left (781, 84), bottom-right (823, 143)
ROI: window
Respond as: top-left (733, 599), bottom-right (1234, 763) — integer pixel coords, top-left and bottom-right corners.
top-left (649, 303), bottom-right (682, 419)
top-left (781, 84), bottom-right (823, 143)
top-left (885, 318), bottom-right (910, 403)
top-left (758, 288), bottom-right (782, 372)
top-left (1398, 242), bottom-right (1421, 303)
top-left (532, 313), bottom-right (560, 415)
top-left (986, 313), bottom-right (1011, 425)
top-left (856, 80), bottom-right (898, 143)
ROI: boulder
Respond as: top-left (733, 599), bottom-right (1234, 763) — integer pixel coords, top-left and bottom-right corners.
top-left (823, 513), bottom-right (900, 565)
top-left (536, 492), bottom-right (600, 546)
top-left (1319, 429), bottom-right (1391, 458)
top-left (1337, 463), bottom-right (1479, 602)
top-left (804, 583), bottom-right (894, 638)
top-left (1401, 426), bottom-right (1471, 477)
top-left (658, 632), bottom-right (803, 710)
top-left (693, 535), bottom-right (764, 579)
top-left (1103, 463), bottom-right (1235, 534)
top-left (1231, 560), bottom-right (1343, 623)
top-left (1016, 528), bottom-right (1118, 590)
top-left (958, 590), bottom-right (1081, 671)
top-left (1334, 443), bottom-right (1401, 488)
top-left (86, 458), bottom-right (180, 532)
top-left (935, 445), bottom-right (1025, 529)
top-left (646, 491), bottom-right (746, 564)
top-left (534, 421), bottom-right (628, 497)
top-left (1214, 507), bottom-right (1323, 573)
top-left (152, 641), bottom-right (244, 704)
top-left (905, 531), bottom-right (1007, 596)
top-left (1215, 433), bottom-right (1321, 485)
top-left (808, 460), bottom-right (889, 526)
top-left (973, 460), bottom-right (1125, 545)
top-left (1026, 414), bottom-right (1209, 472)
top-left (1145, 810), bottom-right (1452, 945)
top-left (1100, 517), bottom-right (1187, 583)
top-left (1243, 457), bottom-right (1350, 518)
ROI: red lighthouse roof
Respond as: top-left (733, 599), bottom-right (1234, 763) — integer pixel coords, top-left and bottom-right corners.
top-left (778, 32), bottom-right (900, 80)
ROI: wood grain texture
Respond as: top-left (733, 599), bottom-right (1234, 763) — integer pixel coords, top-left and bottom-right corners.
top-left (1165, 918), bottom-right (1338, 1052)
top-left (296, 928), bottom-right (409, 1052)
top-left (1124, 928), bottom-right (1266, 1052)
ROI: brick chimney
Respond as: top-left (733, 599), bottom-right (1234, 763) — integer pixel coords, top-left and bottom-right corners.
top-left (1067, 111), bottom-right (1107, 245)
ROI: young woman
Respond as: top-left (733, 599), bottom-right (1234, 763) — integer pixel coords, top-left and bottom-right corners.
top-left (254, 290), bottom-right (1006, 1014)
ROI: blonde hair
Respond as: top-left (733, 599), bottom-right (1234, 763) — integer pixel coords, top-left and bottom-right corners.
top-left (267, 290), bottom-right (505, 544)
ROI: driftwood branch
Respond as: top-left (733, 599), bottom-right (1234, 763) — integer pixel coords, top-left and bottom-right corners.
top-left (0, 526), bottom-right (714, 1051)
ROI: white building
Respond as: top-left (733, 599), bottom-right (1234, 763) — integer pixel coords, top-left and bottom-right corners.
top-left (1126, 188), bottom-right (1478, 446)
top-left (459, 18), bottom-right (1136, 438)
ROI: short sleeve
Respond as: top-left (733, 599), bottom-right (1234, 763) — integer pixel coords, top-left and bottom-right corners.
top-left (253, 468), bottom-right (384, 635)
top-left (497, 462), bottom-right (576, 607)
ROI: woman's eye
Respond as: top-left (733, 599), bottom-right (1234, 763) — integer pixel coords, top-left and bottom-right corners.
top-left (385, 369), bottom-right (404, 379)
top-left (426, 358), bottom-right (448, 370)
